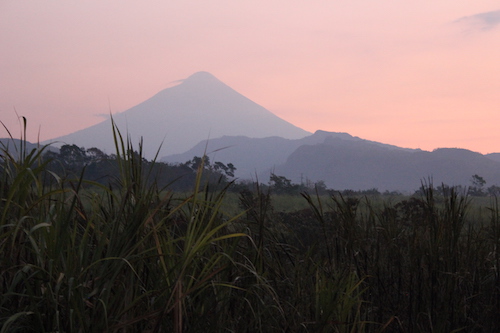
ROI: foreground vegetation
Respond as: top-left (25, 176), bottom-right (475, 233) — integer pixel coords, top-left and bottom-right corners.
top-left (2, 123), bottom-right (500, 332)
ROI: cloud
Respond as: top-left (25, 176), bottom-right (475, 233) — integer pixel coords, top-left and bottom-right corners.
top-left (94, 113), bottom-right (111, 119)
top-left (455, 9), bottom-right (500, 31)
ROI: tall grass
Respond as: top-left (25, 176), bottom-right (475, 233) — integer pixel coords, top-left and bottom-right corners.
top-left (0, 122), bottom-right (267, 332)
top-left (301, 184), bottom-right (500, 332)
top-left (2, 120), bottom-right (500, 331)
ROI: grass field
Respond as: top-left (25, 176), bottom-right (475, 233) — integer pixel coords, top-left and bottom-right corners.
top-left (2, 124), bottom-right (500, 332)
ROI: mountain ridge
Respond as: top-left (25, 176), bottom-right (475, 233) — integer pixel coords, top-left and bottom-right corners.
top-left (43, 72), bottom-right (311, 158)
top-left (4, 71), bottom-right (497, 192)
top-left (161, 130), bottom-right (500, 192)
top-left (161, 130), bottom-right (417, 180)
top-left (273, 142), bottom-right (500, 191)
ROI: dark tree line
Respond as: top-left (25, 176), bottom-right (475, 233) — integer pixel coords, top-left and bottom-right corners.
top-left (33, 145), bottom-right (500, 197)
top-left (42, 145), bottom-right (237, 192)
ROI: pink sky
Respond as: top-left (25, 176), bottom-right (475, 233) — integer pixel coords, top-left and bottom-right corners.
top-left (1, 1), bottom-right (500, 153)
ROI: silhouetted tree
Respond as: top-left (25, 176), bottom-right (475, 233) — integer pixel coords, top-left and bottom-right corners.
top-left (470, 174), bottom-right (486, 196)
top-left (59, 144), bottom-right (88, 169)
top-left (269, 173), bottom-right (300, 194)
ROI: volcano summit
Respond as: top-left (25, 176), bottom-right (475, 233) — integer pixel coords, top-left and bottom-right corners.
top-left (47, 72), bottom-right (311, 158)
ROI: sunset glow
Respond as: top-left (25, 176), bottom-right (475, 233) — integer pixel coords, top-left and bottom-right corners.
top-left (1, 1), bottom-right (499, 153)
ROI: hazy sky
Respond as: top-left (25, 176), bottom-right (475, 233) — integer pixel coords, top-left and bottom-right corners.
top-left (1, 1), bottom-right (500, 153)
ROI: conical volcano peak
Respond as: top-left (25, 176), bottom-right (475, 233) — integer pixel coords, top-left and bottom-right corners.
top-left (179, 71), bottom-right (227, 91)
top-left (47, 71), bottom-right (311, 158)
top-left (183, 71), bottom-right (218, 83)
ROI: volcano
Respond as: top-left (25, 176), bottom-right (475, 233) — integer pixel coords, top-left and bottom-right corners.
top-left (46, 72), bottom-right (310, 158)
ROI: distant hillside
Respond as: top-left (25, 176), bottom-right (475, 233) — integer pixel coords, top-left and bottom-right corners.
top-left (164, 129), bottom-right (500, 192)
top-left (44, 72), bottom-right (310, 159)
top-left (273, 140), bottom-right (500, 192)
top-left (486, 153), bottom-right (500, 163)
top-left (4, 134), bottom-right (500, 192)
top-left (161, 130), bottom-right (410, 179)
top-left (0, 138), bottom-right (58, 159)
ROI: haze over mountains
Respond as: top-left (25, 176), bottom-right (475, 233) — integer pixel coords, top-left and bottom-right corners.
top-left (4, 71), bottom-right (498, 192)
top-left (162, 131), bottom-right (500, 192)
top-left (46, 72), bottom-right (310, 158)
top-left (275, 141), bottom-right (500, 192)
top-left (162, 130), bottom-right (414, 181)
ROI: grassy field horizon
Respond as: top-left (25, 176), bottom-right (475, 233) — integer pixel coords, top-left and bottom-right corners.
top-left (2, 126), bottom-right (500, 332)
